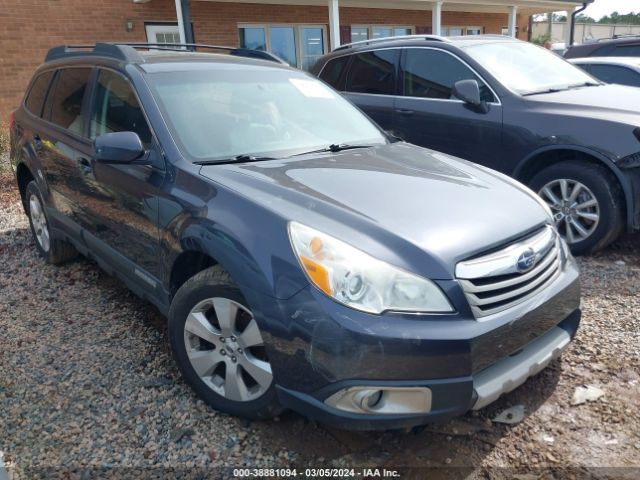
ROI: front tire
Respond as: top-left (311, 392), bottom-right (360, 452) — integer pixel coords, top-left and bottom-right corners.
top-left (168, 265), bottom-right (282, 419)
top-left (25, 181), bottom-right (78, 265)
top-left (529, 161), bottom-right (624, 255)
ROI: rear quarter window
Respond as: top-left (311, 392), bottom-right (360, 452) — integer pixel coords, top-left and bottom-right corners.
top-left (25, 71), bottom-right (54, 117)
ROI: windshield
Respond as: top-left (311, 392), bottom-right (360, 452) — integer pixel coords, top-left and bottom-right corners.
top-left (147, 68), bottom-right (388, 162)
top-left (462, 41), bottom-right (598, 95)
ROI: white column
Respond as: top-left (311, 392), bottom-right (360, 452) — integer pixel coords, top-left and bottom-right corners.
top-left (328, 0), bottom-right (340, 50)
top-left (432, 0), bottom-right (443, 36)
top-left (564, 10), bottom-right (572, 45)
top-left (175, 0), bottom-right (187, 44)
top-left (507, 5), bottom-right (518, 37)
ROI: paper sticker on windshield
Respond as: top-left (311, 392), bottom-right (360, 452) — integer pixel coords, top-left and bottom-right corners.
top-left (289, 78), bottom-right (335, 99)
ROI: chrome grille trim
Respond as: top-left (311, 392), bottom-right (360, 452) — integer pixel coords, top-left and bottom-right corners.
top-left (456, 226), bottom-right (562, 318)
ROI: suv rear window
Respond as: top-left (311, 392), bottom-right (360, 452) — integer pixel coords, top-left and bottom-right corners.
top-left (25, 71), bottom-right (54, 117)
top-left (319, 56), bottom-right (350, 89)
top-left (345, 50), bottom-right (399, 95)
top-left (48, 68), bottom-right (92, 135)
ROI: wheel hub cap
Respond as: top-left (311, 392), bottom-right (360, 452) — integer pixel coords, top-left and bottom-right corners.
top-left (538, 179), bottom-right (600, 245)
top-left (29, 194), bottom-right (50, 252)
top-left (183, 297), bottom-right (272, 402)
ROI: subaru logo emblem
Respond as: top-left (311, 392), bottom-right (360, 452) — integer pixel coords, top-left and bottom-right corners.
top-left (516, 248), bottom-right (537, 273)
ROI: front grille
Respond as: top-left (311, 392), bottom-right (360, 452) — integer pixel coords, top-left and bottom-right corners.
top-left (456, 226), bottom-right (562, 318)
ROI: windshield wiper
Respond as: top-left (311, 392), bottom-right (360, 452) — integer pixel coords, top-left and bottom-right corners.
top-left (567, 81), bottom-right (602, 89)
top-left (522, 87), bottom-right (569, 96)
top-left (523, 81), bottom-right (601, 96)
top-left (291, 143), bottom-right (375, 157)
top-left (193, 154), bottom-right (278, 166)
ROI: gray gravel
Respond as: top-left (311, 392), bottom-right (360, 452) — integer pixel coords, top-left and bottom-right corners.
top-left (1, 163), bottom-right (639, 478)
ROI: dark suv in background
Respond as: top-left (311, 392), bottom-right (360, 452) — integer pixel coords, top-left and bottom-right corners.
top-left (312, 35), bottom-right (640, 254)
top-left (10, 43), bottom-right (581, 430)
top-left (564, 35), bottom-right (640, 59)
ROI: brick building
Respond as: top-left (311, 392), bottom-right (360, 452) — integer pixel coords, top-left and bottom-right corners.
top-left (0, 0), bottom-right (587, 122)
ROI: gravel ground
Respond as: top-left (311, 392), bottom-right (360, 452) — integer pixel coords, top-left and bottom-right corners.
top-left (1, 157), bottom-right (639, 479)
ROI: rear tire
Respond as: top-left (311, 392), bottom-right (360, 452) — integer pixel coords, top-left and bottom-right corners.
top-left (169, 265), bottom-right (283, 420)
top-left (529, 161), bottom-right (624, 255)
top-left (25, 181), bottom-right (78, 265)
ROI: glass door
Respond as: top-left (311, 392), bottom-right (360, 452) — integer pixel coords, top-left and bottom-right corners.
top-left (270, 26), bottom-right (297, 67)
top-left (300, 26), bottom-right (326, 70)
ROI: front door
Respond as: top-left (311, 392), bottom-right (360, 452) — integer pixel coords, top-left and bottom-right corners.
top-left (393, 48), bottom-right (503, 169)
top-left (76, 68), bottom-right (165, 293)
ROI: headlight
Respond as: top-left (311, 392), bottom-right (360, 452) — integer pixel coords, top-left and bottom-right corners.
top-left (288, 222), bottom-right (454, 315)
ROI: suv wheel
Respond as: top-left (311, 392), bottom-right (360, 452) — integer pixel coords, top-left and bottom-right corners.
top-left (26, 181), bottom-right (78, 264)
top-left (169, 265), bottom-right (283, 419)
top-left (529, 161), bottom-right (623, 255)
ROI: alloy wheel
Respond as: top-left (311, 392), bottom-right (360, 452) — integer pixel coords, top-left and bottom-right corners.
top-left (29, 194), bottom-right (50, 252)
top-left (183, 297), bottom-right (273, 402)
top-left (538, 179), bottom-right (600, 245)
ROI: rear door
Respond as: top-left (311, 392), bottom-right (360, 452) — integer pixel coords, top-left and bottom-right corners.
top-left (37, 67), bottom-right (94, 237)
top-left (73, 68), bottom-right (165, 290)
top-left (393, 48), bottom-right (503, 169)
top-left (341, 49), bottom-right (400, 131)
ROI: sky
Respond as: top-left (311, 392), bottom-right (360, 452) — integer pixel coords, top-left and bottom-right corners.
top-left (581, 0), bottom-right (640, 19)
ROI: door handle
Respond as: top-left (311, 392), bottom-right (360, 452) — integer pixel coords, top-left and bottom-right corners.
top-left (77, 157), bottom-right (93, 175)
top-left (396, 108), bottom-right (415, 116)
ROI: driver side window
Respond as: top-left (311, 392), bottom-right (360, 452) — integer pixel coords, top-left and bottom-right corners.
top-left (402, 48), bottom-right (495, 102)
top-left (90, 70), bottom-right (152, 147)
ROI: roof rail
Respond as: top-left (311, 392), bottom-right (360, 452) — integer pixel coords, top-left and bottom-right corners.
top-left (45, 42), bottom-right (288, 65)
top-left (334, 34), bottom-right (449, 51)
top-left (45, 44), bottom-right (143, 63)
top-left (611, 34), bottom-right (640, 40)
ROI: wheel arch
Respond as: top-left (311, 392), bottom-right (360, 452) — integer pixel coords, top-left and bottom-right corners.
top-left (169, 249), bottom-right (218, 297)
top-left (514, 146), bottom-right (633, 230)
top-left (16, 161), bottom-right (35, 211)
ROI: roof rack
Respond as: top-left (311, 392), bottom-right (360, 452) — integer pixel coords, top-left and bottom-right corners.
top-left (45, 42), bottom-right (288, 65)
top-left (334, 34), bottom-right (449, 51)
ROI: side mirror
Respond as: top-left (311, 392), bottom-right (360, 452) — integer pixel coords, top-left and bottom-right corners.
top-left (94, 132), bottom-right (145, 164)
top-left (453, 79), bottom-right (482, 106)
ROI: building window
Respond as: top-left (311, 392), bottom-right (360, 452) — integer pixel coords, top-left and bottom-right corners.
top-left (238, 24), bottom-right (327, 70)
top-left (443, 26), bottom-right (484, 36)
top-left (146, 24), bottom-right (182, 44)
top-left (350, 25), bottom-right (414, 42)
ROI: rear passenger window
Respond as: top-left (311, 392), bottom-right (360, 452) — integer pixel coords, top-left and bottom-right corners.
top-left (90, 70), bottom-right (152, 146)
top-left (319, 56), bottom-right (350, 89)
top-left (25, 71), bottom-right (53, 117)
top-left (589, 64), bottom-right (640, 87)
top-left (345, 50), bottom-right (399, 95)
top-left (402, 49), bottom-right (495, 102)
top-left (612, 44), bottom-right (640, 57)
top-left (48, 68), bottom-right (92, 135)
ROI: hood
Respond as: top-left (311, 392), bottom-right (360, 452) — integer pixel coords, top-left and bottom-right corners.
top-left (200, 143), bottom-right (550, 277)
top-left (526, 84), bottom-right (640, 126)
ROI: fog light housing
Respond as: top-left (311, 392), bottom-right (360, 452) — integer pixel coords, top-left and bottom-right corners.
top-left (324, 386), bottom-right (432, 415)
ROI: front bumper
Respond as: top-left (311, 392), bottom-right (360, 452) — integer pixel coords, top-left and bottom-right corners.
top-left (248, 255), bottom-right (580, 430)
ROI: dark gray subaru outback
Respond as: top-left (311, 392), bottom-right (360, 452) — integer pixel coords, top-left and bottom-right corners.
top-left (10, 43), bottom-right (580, 430)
